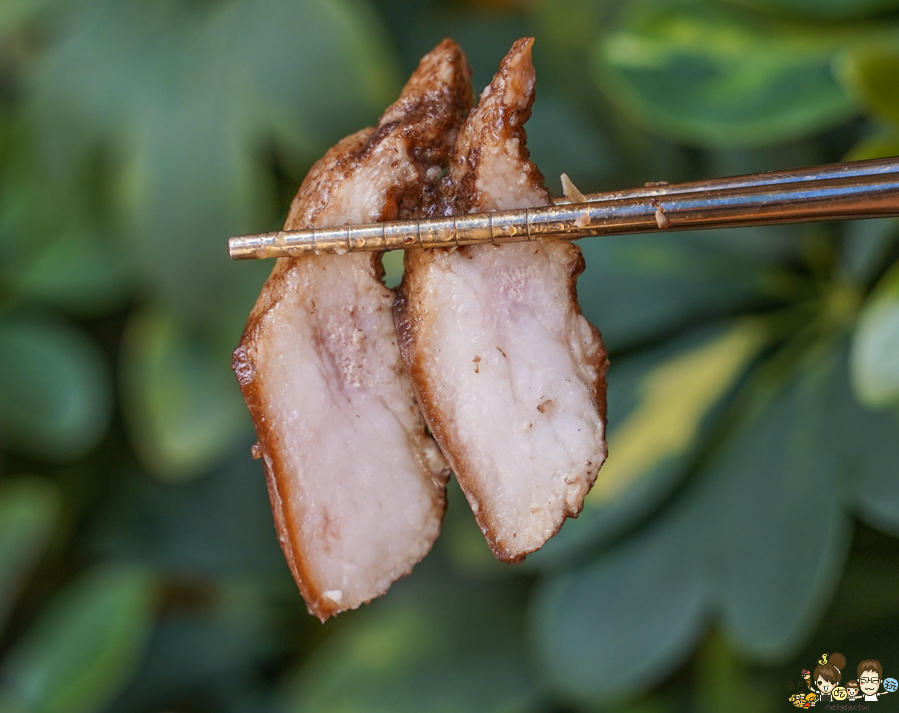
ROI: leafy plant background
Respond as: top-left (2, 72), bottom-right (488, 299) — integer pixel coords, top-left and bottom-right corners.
top-left (0, 0), bottom-right (898, 711)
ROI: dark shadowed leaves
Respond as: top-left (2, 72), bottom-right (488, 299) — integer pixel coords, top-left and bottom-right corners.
top-left (106, 574), bottom-right (297, 713)
top-left (577, 232), bottom-right (784, 351)
top-left (526, 92), bottom-right (616, 196)
top-left (693, 631), bottom-right (779, 713)
top-left (0, 478), bottom-right (60, 633)
top-left (288, 577), bottom-right (540, 713)
top-left (85, 453), bottom-right (285, 576)
top-left (717, 0), bottom-right (899, 20)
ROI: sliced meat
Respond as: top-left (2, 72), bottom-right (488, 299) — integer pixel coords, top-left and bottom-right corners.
top-left (233, 40), bottom-right (471, 620)
top-left (395, 38), bottom-right (608, 563)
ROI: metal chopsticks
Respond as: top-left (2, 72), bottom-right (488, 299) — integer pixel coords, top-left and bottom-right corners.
top-left (227, 156), bottom-right (899, 260)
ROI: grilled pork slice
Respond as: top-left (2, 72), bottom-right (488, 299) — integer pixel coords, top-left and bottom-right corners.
top-left (396, 38), bottom-right (608, 563)
top-left (233, 40), bottom-right (471, 620)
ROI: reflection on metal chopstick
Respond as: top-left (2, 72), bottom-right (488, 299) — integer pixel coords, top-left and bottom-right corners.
top-left (228, 157), bottom-right (899, 260)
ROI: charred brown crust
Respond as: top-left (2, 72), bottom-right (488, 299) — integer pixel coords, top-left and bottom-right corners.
top-left (288, 38), bottom-right (472, 228)
top-left (233, 39), bottom-right (471, 620)
top-left (433, 37), bottom-right (551, 216)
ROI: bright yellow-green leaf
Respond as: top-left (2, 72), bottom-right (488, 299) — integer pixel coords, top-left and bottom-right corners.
top-left (836, 49), bottom-right (899, 125)
top-left (844, 130), bottom-right (899, 162)
top-left (851, 261), bottom-right (899, 408)
top-left (588, 320), bottom-right (767, 506)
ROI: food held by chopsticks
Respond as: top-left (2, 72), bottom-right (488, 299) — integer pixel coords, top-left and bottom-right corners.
top-left (396, 38), bottom-right (608, 562)
top-left (233, 37), bottom-right (608, 618)
top-left (232, 40), bottom-right (470, 621)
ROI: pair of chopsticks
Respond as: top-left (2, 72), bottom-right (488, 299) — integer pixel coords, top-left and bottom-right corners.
top-left (228, 156), bottom-right (899, 260)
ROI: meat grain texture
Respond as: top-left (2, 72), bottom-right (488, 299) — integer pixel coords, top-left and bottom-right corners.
top-left (233, 40), bottom-right (471, 620)
top-left (396, 38), bottom-right (609, 562)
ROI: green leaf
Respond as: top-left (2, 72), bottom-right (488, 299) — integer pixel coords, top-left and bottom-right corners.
top-left (30, 0), bottom-right (400, 326)
top-left (594, 1), bottom-right (859, 147)
top-left (238, 0), bottom-right (401, 152)
top-left (840, 218), bottom-right (899, 285)
top-left (0, 315), bottom-right (112, 460)
top-left (526, 91), bottom-right (616, 196)
top-left (2, 228), bottom-right (133, 315)
top-left (589, 320), bottom-right (766, 508)
top-left (577, 231), bottom-right (786, 351)
top-left (531, 494), bottom-right (710, 703)
top-left (717, 0), bottom-right (899, 21)
top-left (0, 564), bottom-right (157, 713)
top-left (0, 0), bottom-right (53, 36)
top-left (850, 409), bottom-right (899, 535)
top-left (0, 478), bottom-right (60, 632)
top-left (533, 342), bottom-right (856, 698)
top-left (120, 308), bottom-right (248, 482)
top-left (382, 249), bottom-right (405, 289)
top-left (288, 579), bottom-right (540, 713)
top-left (832, 345), bottom-right (899, 535)
top-left (851, 261), bottom-right (899, 408)
top-left (836, 48), bottom-right (899, 125)
top-left (703, 346), bottom-right (853, 658)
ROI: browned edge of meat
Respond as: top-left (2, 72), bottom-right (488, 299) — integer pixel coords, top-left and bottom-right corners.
top-left (395, 37), bottom-right (609, 563)
top-left (427, 37), bottom-right (550, 217)
top-left (233, 39), bottom-right (472, 619)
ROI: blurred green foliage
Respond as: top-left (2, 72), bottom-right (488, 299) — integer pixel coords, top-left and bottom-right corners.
top-left (0, 0), bottom-right (898, 711)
